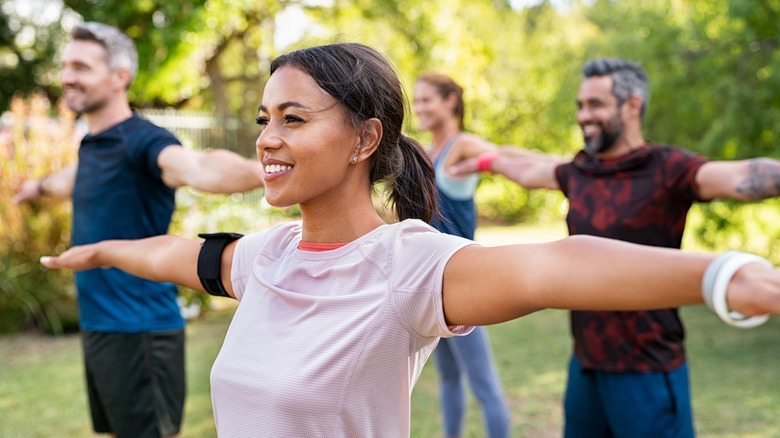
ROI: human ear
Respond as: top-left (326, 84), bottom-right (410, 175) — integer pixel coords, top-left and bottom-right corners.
top-left (350, 118), bottom-right (382, 164)
top-left (113, 67), bottom-right (132, 90)
top-left (445, 92), bottom-right (459, 112)
top-left (625, 94), bottom-right (643, 119)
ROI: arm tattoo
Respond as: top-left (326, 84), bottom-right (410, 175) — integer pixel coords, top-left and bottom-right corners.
top-left (735, 158), bottom-right (780, 200)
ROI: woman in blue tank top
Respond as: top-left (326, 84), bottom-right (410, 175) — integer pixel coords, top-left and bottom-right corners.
top-left (414, 73), bottom-right (511, 438)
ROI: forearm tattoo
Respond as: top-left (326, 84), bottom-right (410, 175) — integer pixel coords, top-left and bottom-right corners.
top-left (735, 158), bottom-right (780, 200)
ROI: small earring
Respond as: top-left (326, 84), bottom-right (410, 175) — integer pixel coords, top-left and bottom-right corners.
top-left (352, 156), bottom-right (358, 162)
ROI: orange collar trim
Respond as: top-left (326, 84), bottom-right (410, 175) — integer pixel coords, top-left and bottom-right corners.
top-left (297, 241), bottom-right (349, 252)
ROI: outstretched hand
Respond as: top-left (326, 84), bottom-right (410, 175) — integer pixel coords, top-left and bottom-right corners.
top-left (724, 260), bottom-right (780, 322)
top-left (12, 180), bottom-right (41, 204)
top-left (40, 244), bottom-right (105, 271)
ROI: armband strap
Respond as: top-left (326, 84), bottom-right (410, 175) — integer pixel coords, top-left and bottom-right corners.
top-left (197, 232), bottom-right (243, 297)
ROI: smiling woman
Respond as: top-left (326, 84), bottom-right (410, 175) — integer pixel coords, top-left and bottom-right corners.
top-left (38, 42), bottom-right (780, 438)
top-left (255, 67), bottom-right (383, 218)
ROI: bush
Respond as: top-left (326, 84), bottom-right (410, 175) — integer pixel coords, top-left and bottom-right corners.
top-left (475, 174), bottom-right (567, 225)
top-left (0, 93), bottom-right (80, 334)
top-left (684, 201), bottom-right (780, 264)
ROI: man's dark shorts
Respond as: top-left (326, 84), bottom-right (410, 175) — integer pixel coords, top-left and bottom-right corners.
top-left (82, 329), bottom-right (186, 438)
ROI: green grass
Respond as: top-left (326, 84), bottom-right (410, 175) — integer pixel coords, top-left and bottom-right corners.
top-left (1, 223), bottom-right (778, 437)
top-left (1, 307), bottom-right (777, 437)
top-left (0, 310), bottom-right (234, 438)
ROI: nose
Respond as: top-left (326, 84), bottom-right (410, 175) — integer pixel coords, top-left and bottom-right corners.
top-left (61, 67), bottom-right (75, 86)
top-left (413, 101), bottom-right (423, 116)
top-left (576, 105), bottom-right (591, 126)
top-left (255, 123), bottom-right (282, 157)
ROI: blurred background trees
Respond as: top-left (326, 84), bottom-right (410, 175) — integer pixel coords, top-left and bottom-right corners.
top-left (2, 0), bottom-right (779, 333)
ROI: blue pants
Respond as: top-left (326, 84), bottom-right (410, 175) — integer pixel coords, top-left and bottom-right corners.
top-left (434, 326), bottom-right (510, 438)
top-left (564, 355), bottom-right (695, 438)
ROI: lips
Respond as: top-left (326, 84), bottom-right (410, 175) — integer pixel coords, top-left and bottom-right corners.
top-left (262, 158), bottom-right (294, 182)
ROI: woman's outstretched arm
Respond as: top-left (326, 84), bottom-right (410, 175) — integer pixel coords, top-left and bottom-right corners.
top-left (442, 235), bottom-right (780, 326)
top-left (40, 236), bottom-right (238, 298)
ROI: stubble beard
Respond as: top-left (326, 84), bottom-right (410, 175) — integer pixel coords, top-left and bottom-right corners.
top-left (65, 88), bottom-right (110, 115)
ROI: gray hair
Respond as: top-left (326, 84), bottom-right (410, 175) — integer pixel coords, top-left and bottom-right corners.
top-left (71, 22), bottom-right (138, 87)
top-left (583, 58), bottom-right (649, 120)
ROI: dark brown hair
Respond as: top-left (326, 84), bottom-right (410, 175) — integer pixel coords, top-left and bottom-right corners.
top-left (270, 43), bottom-right (438, 222)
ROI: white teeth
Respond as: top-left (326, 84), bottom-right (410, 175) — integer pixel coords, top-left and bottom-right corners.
top-left (582, 125), bottom-right (599, 136)
top-left (265, 164), bottom-right (292, 174)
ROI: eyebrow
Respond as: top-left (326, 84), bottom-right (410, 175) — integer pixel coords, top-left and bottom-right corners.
top-left (576, 96), bottom-right (606, 106)
top-left (257, 102), bottom-right (312, 113)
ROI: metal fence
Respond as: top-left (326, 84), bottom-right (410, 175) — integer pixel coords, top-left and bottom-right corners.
top-left (139, 109), bottom-right (258, 158)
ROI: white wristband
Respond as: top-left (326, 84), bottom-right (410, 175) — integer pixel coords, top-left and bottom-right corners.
top-left (701, 251), bottom-right (771, 329)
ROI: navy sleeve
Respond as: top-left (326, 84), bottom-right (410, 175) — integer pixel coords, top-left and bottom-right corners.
top-left (124, 115), bottom-right (181, 180)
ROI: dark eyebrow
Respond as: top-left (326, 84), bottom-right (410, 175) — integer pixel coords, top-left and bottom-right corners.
top-left (257, 102), bottom-right (312, 113)
top-left (576, 97), bottom-right (606, 106)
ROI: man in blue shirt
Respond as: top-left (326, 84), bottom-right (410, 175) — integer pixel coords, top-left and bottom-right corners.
top-left (14, 22), bottom-right (264, 438)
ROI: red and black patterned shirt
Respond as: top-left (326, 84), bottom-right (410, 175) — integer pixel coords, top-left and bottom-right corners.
top-left (555, 145), bottom-right (708, 372)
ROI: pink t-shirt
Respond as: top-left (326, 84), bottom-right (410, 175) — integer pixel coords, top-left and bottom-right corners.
top-left (210, 219), bottom-right (475, 437)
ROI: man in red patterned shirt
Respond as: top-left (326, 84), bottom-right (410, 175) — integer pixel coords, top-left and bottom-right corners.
top-left (454, 58), bottom-right (780, 438)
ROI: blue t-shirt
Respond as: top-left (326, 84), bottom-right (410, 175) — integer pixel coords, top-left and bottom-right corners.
top-left (72, 113), bottom-right (184, 332)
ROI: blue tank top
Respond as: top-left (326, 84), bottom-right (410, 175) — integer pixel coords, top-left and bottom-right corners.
top-left (429, 134), bottom-right (479, 239)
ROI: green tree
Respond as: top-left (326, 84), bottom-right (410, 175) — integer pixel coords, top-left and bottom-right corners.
top-left (0, 1), bottom-right (71, 112)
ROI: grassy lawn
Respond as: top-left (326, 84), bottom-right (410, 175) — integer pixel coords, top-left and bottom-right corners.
top-left (1, 222), bottom-right (778, 437)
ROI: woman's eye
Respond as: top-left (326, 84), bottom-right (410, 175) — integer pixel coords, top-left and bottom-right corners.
top-left (284, 115), bottom-right (304, 124)
top-left (255, 117), bottom-right (269, 126)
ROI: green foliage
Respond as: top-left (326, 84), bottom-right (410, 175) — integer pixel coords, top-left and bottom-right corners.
top-left (683, 201), bottom-right (780, 264)
top-left (0, 94), bottom-right (79, 334)
top-left (63, 0), bottom-right (285, 117)
top-left (476, 175), bottom-right (567, 224)
top-left (0, 2), bottom-right (70, 112)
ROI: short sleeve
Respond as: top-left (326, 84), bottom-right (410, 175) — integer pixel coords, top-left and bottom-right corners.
top-left (229, 231), bottom-right (267, 302)
top-left (660, 147), bottom-right (708, 201)
top-left (388, 220), bottom-right (477, 338)
top-left (122, 116), bottom-right (181, 179)
top-left (554, 162), bottom-right (571, 196)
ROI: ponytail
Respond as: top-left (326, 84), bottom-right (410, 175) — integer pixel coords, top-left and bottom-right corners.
top-left (387, 135), bottom-right (439, 223)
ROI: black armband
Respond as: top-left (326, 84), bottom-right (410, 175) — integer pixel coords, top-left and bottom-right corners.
top-left (197, 232), bottom-right (244, 298)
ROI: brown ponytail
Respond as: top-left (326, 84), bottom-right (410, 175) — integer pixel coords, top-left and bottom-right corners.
top-left (389, 135), bottom-right (438, 222)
